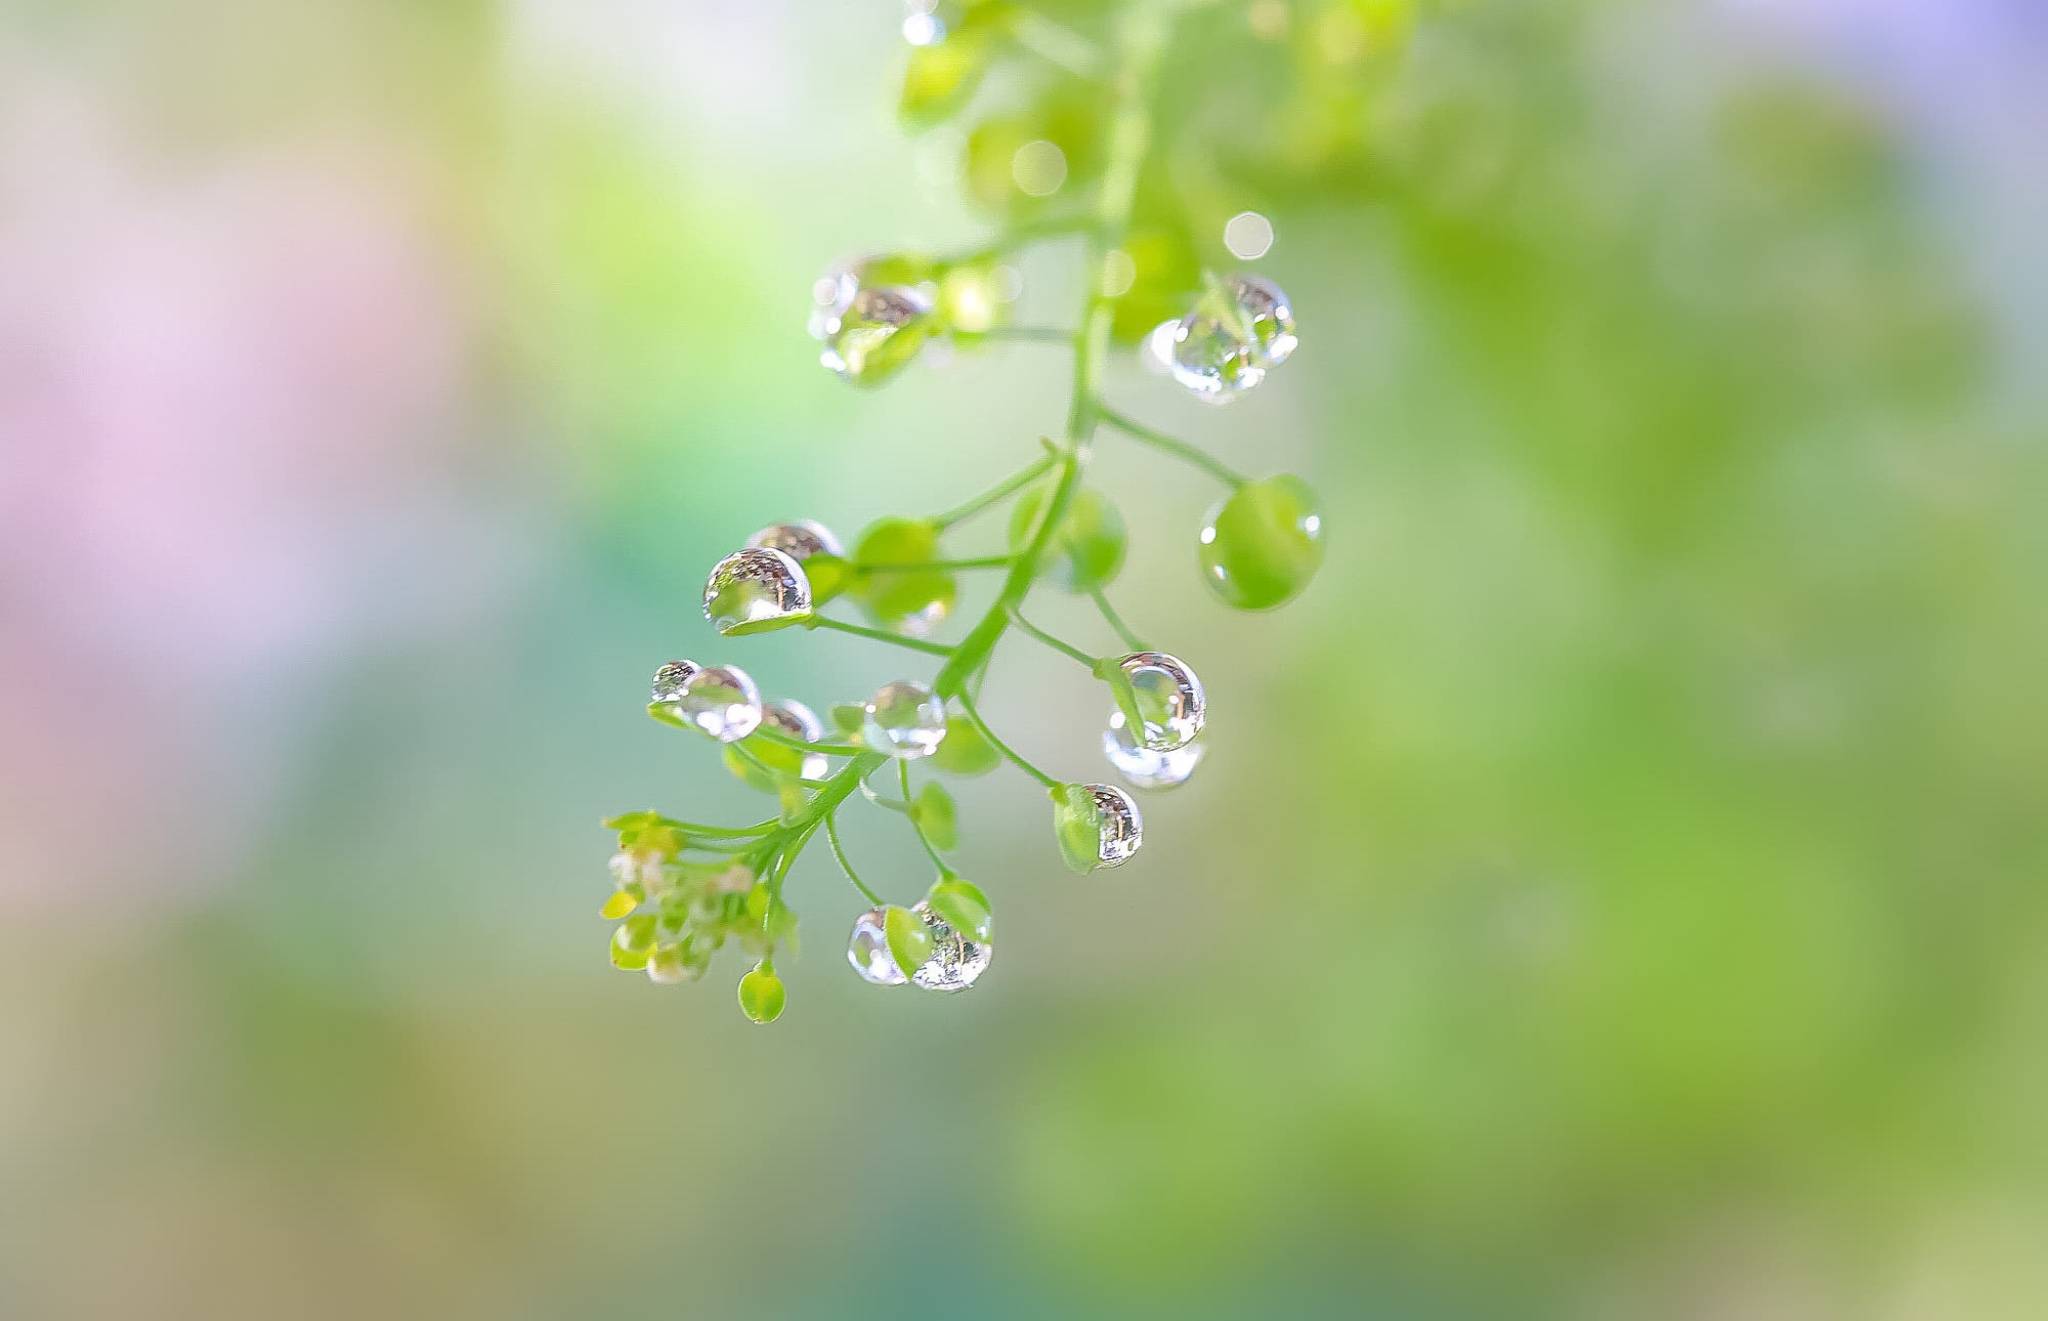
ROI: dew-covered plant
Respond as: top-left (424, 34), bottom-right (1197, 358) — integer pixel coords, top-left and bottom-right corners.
top-left (603, 0), bottom-right (1347, 1022)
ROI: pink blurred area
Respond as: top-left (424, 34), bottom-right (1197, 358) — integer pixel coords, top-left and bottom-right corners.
top-left (0, 53), bottom-right (510, 907)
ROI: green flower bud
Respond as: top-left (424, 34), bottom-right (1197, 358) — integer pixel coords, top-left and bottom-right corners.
top-left (1199, 475), bottom-right (1325, 611)
top-left (851, 518), bottom-right (957, 633)
top-left (737, 962), bottom-right (786, 1024)
top-left (1009, 486), bottom-right (1127, 592)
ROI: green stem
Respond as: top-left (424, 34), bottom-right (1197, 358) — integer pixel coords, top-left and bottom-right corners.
top-left (930, 6), bottom-right (1167, 704)
top-left (1088, 584), bottom-right (1149, 653)
top-left (806, 614), bottom-right (956, 657)
top-left (1097, 404), bottom-right (1249, 489)
top-left (824, 810), bottom-right (883, 907)
top-left (954, 685), bottom-right (1062, 791)
top-left (931, 455), bottom-right (1056, 530)
top-left (1006, 605), bottom-right (1099, 669)
top-left (749, 722), bottom-right (866, 758)
top-left (968, 325), bottom-right (1074, 344)
top-left (858, 555), bottom-right (1016, 573)
top-left (901, 760), bottom-right (956, 879)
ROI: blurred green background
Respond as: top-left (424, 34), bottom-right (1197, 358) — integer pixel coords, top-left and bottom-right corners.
top-left (3, 1), bottom-right (2044, 1316)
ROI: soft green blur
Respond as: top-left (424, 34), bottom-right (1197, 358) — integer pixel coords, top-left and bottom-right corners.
top-left (4, 1), bottom-right (2044, 1318)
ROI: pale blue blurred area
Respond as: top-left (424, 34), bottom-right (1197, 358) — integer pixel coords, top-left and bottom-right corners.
top-left (2, 2), bottom-right (2044, 1317)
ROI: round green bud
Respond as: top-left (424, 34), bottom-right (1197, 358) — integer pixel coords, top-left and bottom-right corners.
top-left (851, 518), bottom-right (957, 633)
top-left (737, 962), bottom-right (786, 1024)
top-left (1198, 475), bottom-right (1325, 611)
top-left (1010, 486), bottom-right (1127, 592)
top-left (610, 914), bottom-right (658, 970)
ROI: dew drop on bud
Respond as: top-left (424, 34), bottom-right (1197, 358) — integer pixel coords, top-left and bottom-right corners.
top-left (1112, 651), bottom-right (1205, 752)
top-left (907, 899), bottom-right (992, 992)
top-left (816, 282), bottom-right (934, 387)
top-left (762, 698), bottom-right (829, 781)
top-left (1151, 275), bottom-right (1299, 403)
top-left (704, 547), bottom-right (812, 636)
top-left (1053, 783), bottom-right (1145, 872)
top-left (677, 665), bottom-right (764, 743)
top-left (862, 680), bottom-right (947, 759)
top-left (651, 659), bottom-right (701, 708)
top-left (1104, 712), bottom-right (1207, 790)
top-left (746, 520), bottom-right (844, 564)
top-left (847, 907), bottom-right (908, 986)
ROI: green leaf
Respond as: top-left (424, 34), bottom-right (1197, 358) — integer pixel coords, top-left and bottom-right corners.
top-left (926, 878), bottom-right (993, 945)
top-left (931, 712), bottom-right (1001, 776)
top-left (913, 782), bottom-right (960, 852)
top-left (1198, 475), bottom-right (1326, 611)
top-left (829, 702), bottom-right (867, 737)
top-left (884, 904), bottom-right (934, 978)
top-left (737, 963), bottom-right (786, 1024)
top-left (1051, 784), bottom-right (1104, 875)
top-left (851, 517), bottom-right (958, 631)
top-left (1009, 486), bottom-right (1127, 592)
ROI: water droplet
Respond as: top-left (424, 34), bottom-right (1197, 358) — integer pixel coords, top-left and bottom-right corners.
top-left (651, 659), bottom-right (701, 707)
top-left (847, 907), bottom-right (908, 986)
top-left (1231, 275), bottom-right (1298, 368)
top-left (1151, 275), bottom-right (1299, 402)
top-left (1086, 785), bottom-right (1144, 866)
top-left (747, 520), bottom-right (844, 563)
top-left (763, 699), bottom-right (828, 781)
top-left (816, 282), bottom-right (934, 386)
top-left (677, 665), bottom-right (763, 743)
top-left (863, 680), bottom-right (947, 759)
top-left (1104, 712), bottom-right (1207, 790)
top-left (704, 547), bottom-right (812, 636)
top-left (1113, 651), bottom-right (1205, 751)
top-left (1199, 475), bottom-right (1325, 611)
top-left (907, 899), bottom-right (992, 992)
top-left (1054, 783), bottom-right (1145, 872)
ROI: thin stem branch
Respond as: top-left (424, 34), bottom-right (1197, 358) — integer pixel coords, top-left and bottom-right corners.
top-left (749, 722), bottom-right (866, 758)
top-left (967, 325), bottom-right (1074, 344)
top-left (954, 686), bottom-right (1062, 791)
top-left (1006, 605), bottom-right (1099, 669)
top-left (858, 555), bottom-right (1016, 573)
top-left (1088, 584), bottom-right (1149, 653)
top-left (1096, 404), bottom-right (1249, 489)
top-left (931, 455), bottom-right (1056, 530)
top-left (807, 614), bottom-right (956, 657)
top-left (824, 809), bottom-right (883, 907)
top-left (901, 760), bottom-right (955, 878)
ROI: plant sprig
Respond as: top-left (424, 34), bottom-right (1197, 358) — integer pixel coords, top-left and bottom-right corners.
top-left (602, 0), bottom-right (1334, 1021)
